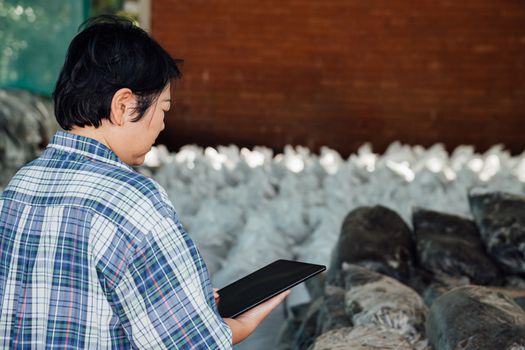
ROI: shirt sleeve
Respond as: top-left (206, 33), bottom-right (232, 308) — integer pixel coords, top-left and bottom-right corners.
top-left (105, 213), bottom-right (233, 349)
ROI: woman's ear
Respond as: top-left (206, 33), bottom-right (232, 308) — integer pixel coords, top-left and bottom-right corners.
top-left (109, 88), bottom-right (135, 126)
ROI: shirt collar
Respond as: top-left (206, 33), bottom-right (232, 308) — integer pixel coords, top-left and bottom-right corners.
top-left (47, 130), bottom-right (134, 172)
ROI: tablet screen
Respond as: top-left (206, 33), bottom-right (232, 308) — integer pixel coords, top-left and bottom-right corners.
top-left (217, 259), bottom-right (326, 318)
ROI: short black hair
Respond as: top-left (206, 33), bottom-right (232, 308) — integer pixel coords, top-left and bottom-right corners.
top-left (53, 15), bottom-right (182, 130)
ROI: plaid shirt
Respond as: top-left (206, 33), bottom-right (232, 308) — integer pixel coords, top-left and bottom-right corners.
top-left (0, 131), bottom-right (232, 349)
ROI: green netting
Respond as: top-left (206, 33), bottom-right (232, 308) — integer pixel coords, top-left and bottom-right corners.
top-left (0, 0), bottom-right (89, 96)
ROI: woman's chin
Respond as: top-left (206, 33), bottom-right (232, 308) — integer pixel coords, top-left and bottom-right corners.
top-left (124, 154), bottom-right (146, 167)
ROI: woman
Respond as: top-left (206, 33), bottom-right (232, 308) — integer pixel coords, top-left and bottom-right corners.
top-left (0, 15), bottom-right (287, 349)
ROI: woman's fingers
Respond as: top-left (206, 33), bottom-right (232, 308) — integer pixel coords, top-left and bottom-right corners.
top-left (213, 288), bottom-right (220, 302)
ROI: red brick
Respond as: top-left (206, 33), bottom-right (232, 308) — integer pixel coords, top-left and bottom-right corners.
top-left (153, 0), bottom-right (525, 156)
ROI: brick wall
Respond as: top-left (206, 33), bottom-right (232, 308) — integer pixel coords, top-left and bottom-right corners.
top-left (152, 0), bottom-right (525, 156)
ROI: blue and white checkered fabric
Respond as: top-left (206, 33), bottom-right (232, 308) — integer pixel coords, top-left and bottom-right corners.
top-left (0, 131), bottom-right (232, 349)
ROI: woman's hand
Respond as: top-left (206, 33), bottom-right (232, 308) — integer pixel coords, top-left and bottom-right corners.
top-left (223, 290), bottom-right (290, 345)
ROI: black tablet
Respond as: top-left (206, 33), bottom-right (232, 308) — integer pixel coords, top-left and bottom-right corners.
top-left (217, 259), bottom-right (326, 318)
